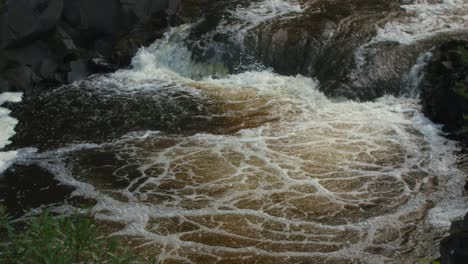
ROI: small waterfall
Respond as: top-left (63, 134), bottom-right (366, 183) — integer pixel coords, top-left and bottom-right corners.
top-left (129, 25), bottom-right (229, 80)
top-left (400, 52), bottom-right (433, 98)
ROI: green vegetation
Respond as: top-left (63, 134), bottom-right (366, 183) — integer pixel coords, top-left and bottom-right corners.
top-left (0, 207), bottom-right (153, 264)
top-left (418, 258), bottom-right (441, 264)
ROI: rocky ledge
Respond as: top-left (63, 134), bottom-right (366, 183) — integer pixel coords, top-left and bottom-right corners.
top-left (421, 41), bottom-right (468, 142)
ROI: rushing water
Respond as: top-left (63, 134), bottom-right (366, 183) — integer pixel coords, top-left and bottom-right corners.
top-left (373, 0), bottom-right (468, 45)
top-left (0, 92), bottom-right (22, 174)
top-left (2, 0), bottom-right (468, 263)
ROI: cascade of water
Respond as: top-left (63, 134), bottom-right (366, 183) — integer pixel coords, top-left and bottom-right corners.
top-left (3, 1), bottom-right (468, 263)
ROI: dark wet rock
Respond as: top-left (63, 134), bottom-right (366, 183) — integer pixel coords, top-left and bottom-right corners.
top-left (67, 60), bottom-right (89, 83)
top-left (0, 0), bottom-right (178, 93)
top-left (0, 165), bottom-right (75, 218)
top-left (0, 77), bottom-right (11, 92)
top-left (420, 41), bottom-right (468, 138)
top-left (120, 0), bottom-right (177, 22)
top-left (63, 0), bottom-right (122, 35)
top-left (0, 0), bottom-right (64, 48)
top-left (88, 57), bottom-right (118, 73)
top-left (54, 25), bottom-right (79, 56)
top-left (440, 213), bottom-right (468, 264)
top-left (111, 10), bottom-right (169, 67)
top-left (2, 64), bottom-right (41, 93)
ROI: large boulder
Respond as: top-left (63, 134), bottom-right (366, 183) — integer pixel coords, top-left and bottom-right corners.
top-left (2, 64), bottom-right (41, 94)
top-left (62, 0), bottom-right (173, 36)
top-left (63, 0), bottom-right (123, 35)
top-left (420, 41), bottom-right (468, 136)
top-left (0, 0), bottom-right (64, 48)
top-left (120, 0), bottom-right (176, 21)
top-left (440, 213), bottom-right (468, 264)
top-left (0, 0), bottom-right (178, 93)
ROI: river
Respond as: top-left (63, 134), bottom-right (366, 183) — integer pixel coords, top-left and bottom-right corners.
top-left (1, 0), bottom-right (468, 263)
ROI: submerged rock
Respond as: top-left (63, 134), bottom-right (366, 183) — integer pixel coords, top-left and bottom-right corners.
top-left (7, 79), bottom-right (218, 150)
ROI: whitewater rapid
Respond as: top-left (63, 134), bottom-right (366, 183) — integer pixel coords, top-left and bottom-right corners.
top-left (3, 0), bottom-right (468, 263)
top-left (6, 24), bottom-right (463, 263)
top-left (0, 92), bottom-right (22, 175)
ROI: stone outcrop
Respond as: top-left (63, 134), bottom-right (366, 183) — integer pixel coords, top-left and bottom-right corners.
top-left (0, 0), bottom-right (179, 94)
top-left (440, 213), bottom-right (468, 264)
top-left (420, 41), bottom-right (468, 138)
top-left (418, 40), bottom-right (468, 264)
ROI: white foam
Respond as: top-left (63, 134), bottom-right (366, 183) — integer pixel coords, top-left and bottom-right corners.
top-left (372, 0), bottom-right (468, 44)
top-left (24, 67), bottom-right (466, 262)
top-left (0, 92), bottom-right (22, 175)
top-left (229, 0), bottom-right (302, 26)
top-left (0, 151), bottom-right (18, 175)
top-left (222, 0), bottom-right (302, 44)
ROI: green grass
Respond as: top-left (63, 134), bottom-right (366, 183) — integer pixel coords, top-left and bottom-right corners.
top-left (0, 207), bottom-right (154, 264)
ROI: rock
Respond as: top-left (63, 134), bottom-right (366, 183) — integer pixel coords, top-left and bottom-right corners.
top-left (440, 213), bottom-right (468, 264)
top-left (0, 0), bottom-right (177, 93)
top-left (54, 25), bottom-right (78, 56)
top-left (0, 164), bottom-right (75, 218)
top-left (180, 0), bottom-right (414, 100)
top-left (0, 77), bottom-right (11, 92)
top-left (38, 58), bottom-right (59, 79)
top-left (420, 41), bottom-right (468, 136)
top-left (67, 60), bottom-right (88, 83)
top-left (88, 57), bottom-right (118, 73)
top-left (111, 10), bottom-right (168, 67)
top-left (1, 0), bottom-right (64, 48)
top-left (3, 64), bottom-right (40, 93)
top-left (63, 0), bottom-right (123, 35)
top-left (120, 0), bottom-right (171, 22)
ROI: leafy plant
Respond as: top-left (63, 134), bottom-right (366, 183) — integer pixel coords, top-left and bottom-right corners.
top-left (0, 207), bottom-right (154, 264)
